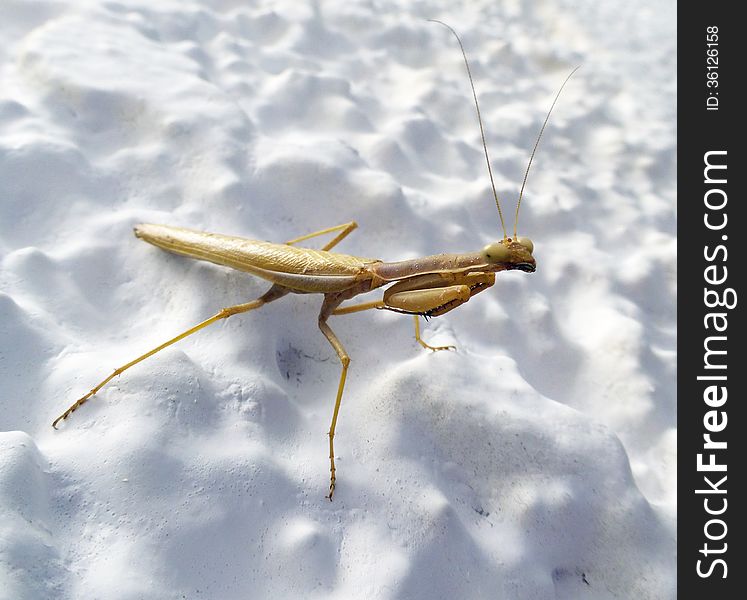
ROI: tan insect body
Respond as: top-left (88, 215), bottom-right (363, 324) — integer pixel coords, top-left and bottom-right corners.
top-left (52, 23), bottom-right (575, 500)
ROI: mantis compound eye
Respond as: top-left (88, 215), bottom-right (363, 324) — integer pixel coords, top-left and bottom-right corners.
top-left (517, 237), bottom-right (534, 254)
top-left (482, 242), bottom-right (511, 263)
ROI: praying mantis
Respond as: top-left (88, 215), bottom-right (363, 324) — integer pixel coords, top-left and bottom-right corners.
top-left (51, 21), bottom-right (577, 500)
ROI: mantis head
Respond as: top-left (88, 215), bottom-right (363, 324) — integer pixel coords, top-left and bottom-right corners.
top-left (430, 20), bottom-right (577, 273)
top-left (481, 238), bottom-right (535, 273)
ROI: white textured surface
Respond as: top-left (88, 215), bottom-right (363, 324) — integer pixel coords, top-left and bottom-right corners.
top-left (0, 1), bottom-right (675, 598)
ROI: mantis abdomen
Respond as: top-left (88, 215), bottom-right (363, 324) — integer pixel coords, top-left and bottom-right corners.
top-left (134, 223), bottom-right (376, 293)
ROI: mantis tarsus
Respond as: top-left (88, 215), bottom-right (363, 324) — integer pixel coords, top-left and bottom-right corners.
top-left (52, 22), bottom-right (577, 500)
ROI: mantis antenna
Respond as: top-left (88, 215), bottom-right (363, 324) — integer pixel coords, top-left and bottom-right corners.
top-left (428, 19), bottom-right (508, 241)
top-left (514, 66), bottom-right (580, 239)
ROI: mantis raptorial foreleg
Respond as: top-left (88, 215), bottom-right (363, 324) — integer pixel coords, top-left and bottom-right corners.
top-left (52, 223), bottom-right (360, 430)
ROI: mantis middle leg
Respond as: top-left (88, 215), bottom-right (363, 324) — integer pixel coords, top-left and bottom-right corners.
top-left (318, 316), bottom-right (349, 501)
top-left (318, 292), bottom-right (368, 500)
top-left (334, 302), bottom-right (455, 352)
top-left (413, 315), bottom-right (455, 352)
top-left (320, 299), bottom-right (454, 499)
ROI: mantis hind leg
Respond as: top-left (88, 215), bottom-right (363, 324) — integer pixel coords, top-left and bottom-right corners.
top-left (284, 221), bottom-right (358, 251)
top-left (52, 284), bottom-right (289, 429)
